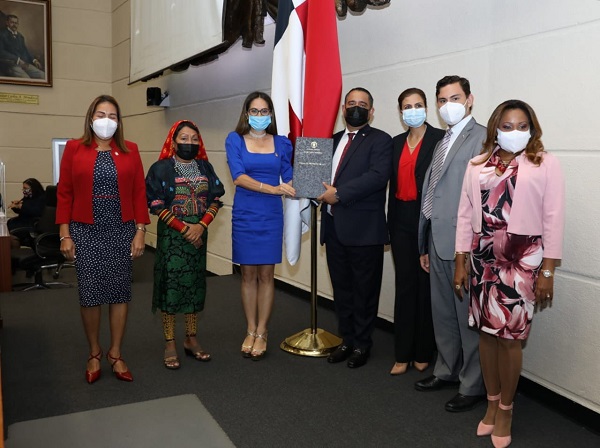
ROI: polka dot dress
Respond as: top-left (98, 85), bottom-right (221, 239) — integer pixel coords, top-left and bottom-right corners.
top-left (70, 151), bottom-right (136, 307)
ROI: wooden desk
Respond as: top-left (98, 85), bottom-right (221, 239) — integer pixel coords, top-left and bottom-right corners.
top-left (0, 353), bottom-right (4, 447)
top-left (0, 235), bottom-right (9, 446)
top-left (0, 235), bottom-right (11, 328)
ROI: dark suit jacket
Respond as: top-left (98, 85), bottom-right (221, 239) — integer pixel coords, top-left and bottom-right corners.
top-left (387, 124), bottom-right (445, 235)
top-left (0, 29), bottom-right (35, 64)
top-left (320, 124), bottom-right (393, 246)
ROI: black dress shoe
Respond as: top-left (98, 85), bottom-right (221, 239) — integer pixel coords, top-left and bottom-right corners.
top-left (445, 393), bottom-right (486, 413)
top-left (347, 348), bottom-right (369, 368)
top-left (414, 375), bottom-right (460, 392)
top-left (327, 344), bottom-right (353, 363)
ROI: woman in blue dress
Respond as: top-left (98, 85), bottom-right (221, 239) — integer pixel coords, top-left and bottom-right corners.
top-left (225, 91), bottom-right (295, 360)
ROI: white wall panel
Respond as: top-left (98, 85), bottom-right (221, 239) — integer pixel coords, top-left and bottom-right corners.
top-left (102, 0), bottom-right (600, 411)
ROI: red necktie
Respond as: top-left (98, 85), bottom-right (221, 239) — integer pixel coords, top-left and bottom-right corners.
top-left (333, 133), bottom-right (355, 185)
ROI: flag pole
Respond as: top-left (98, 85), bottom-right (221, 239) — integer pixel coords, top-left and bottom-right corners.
top-left (280, 200), bottom-right (341, 356)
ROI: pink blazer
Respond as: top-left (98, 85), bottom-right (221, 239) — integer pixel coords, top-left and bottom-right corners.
top-left (455, 151), bottom-right (565, 259)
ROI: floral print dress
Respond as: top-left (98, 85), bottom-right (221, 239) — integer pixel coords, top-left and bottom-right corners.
top-left (468, 152), bottom-right (543, 340)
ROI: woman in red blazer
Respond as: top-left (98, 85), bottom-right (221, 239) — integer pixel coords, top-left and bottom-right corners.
top-left (57, 95), bottom-right (150, 384)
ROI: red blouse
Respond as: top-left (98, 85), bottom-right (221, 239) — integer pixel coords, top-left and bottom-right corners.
top-left (395, 139), bottom-right (422, 201)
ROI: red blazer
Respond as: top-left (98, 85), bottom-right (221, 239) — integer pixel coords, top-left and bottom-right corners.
top-left (56, 138), bottom-right (150, 225)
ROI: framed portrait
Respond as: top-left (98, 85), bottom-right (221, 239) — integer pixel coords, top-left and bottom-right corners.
top-left (0, 0), bottom-right (51, 87)
top-left (52, 138), bottom-right (68, 184)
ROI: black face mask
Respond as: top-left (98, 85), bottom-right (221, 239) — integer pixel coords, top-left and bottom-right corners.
top-left (344, 106), bottom-right (370, 127)
top-left (176, 143), bottom-right (200, 160)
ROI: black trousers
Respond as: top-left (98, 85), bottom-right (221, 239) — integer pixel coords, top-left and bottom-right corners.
top-left (390, 228), bottom-right (435, 363)
top-left (323, 213), bottom-right (384, 351)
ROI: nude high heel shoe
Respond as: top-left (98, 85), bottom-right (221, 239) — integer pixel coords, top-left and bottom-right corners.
top-left (491, 402), bottom-right (513, 448)
top-left (241, 330), bottom-right (257, 358)
top-left (250, 332), bottom-right (267, 361)
top-left (477, 393), bottom-right (501, 436)
top-left (389, 362), bottom-right (409, 375)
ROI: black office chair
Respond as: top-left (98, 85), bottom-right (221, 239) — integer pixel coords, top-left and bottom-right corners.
top-left (11, 205), bottom-right (72, 291)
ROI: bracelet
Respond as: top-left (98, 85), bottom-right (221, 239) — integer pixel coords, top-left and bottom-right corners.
top-left (259, 182), bottom-right (263, 191)
top-left (136, 226), bottom-right (146, 233)
top-left (60, 236), bottom-right (72, 241)
top-left (454, 251), bottom-right (469, 260)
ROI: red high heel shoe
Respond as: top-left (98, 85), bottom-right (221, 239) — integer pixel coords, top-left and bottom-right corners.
top-left (107, 352), bottom-right (133, 382)
top-left (86, 350), bottom-right (103, 384)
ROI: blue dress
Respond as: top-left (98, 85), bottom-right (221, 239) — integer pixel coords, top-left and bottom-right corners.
top-left (225, 132), bottom-right (293, 265)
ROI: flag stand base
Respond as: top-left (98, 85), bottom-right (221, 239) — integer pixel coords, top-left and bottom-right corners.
top-left (280, 328), bottom-right (342, 357)
top-left (280, 200), bottom-right (342, 358)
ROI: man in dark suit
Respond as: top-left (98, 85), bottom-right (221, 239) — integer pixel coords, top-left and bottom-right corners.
top-left (416, 75), bottom-right (487, 412)
top-left (0, 14), bottom-right (45, 79)
top-left (318, 87), bottom-right (392, 368)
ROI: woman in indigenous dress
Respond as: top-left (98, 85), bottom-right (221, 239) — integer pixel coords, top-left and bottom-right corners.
top-left (57, 95), bottom-right (150, 384)
top-left (454, 100), bottom-right (565, 448)
top-left (225, 91), bottom-right (295, 360)
top-left (146, 120), bottom-right (224, 369)
top-left (387, 88), bottom-right (444, 375)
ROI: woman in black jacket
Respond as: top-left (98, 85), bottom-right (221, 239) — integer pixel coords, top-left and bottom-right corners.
top-left (8, 177), bottom-right (45, 232)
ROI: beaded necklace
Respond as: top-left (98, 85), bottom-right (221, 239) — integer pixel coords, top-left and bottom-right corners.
top-left (174, 158), bottom-right (203, 192)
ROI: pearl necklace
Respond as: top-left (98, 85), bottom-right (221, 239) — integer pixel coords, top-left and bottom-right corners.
top-left (407, 126), bottom-right (426, 150)
top-left (249, 130), bottom-right (267, 139)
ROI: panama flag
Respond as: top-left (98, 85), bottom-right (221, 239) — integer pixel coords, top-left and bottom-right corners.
top-left (271, 0), bottom-right (342, 265)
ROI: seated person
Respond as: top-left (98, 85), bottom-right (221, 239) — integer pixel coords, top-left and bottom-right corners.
top-left (8, 178), bottom-right (45, 247)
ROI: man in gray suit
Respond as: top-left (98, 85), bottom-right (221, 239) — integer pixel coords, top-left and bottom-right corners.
top-left (415, 75), bottom-right (486, 412)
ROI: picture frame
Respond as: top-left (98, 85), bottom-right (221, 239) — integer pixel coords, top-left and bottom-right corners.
top-left (52, 138), bottom-right (68, 184)
top-left (0, 0), bottom-right (51, 87)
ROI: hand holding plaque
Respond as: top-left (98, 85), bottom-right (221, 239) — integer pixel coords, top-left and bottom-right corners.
top-left (292, 137), bottom-right (333, 199)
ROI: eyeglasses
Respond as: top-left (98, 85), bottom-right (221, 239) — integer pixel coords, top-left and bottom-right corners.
top-left (248, 108), bottom-right (271, 116)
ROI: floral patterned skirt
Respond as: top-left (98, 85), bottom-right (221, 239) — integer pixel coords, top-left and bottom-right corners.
top-left (468, 155), bottom-right (543, 340)
top-left (469, 229), bottom-right (542, 340)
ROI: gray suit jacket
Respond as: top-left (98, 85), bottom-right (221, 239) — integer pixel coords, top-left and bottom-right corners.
top-left (418, 117), bottom-right (487, 260)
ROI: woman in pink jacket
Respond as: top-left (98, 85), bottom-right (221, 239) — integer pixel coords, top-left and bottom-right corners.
top-left (454, 100), bottom-right (565, 448)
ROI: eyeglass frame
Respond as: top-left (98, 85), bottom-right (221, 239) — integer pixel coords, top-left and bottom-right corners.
top-left (247, 108), bottom-right (271, 116)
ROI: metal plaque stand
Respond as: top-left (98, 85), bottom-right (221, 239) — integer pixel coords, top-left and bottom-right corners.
top-left (280, 201), bottom-right (341, 357)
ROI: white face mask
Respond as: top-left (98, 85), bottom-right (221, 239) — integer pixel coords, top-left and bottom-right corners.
top-left (92, 117), bottom-right (118, 139)
top-left (497, 129), bottom-right (531, 154)
top-left (439, 100), bottom-right (467, 126)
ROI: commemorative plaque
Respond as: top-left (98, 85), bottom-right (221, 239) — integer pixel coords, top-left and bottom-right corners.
top-left (293, 137), bottom-right (334, 199)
